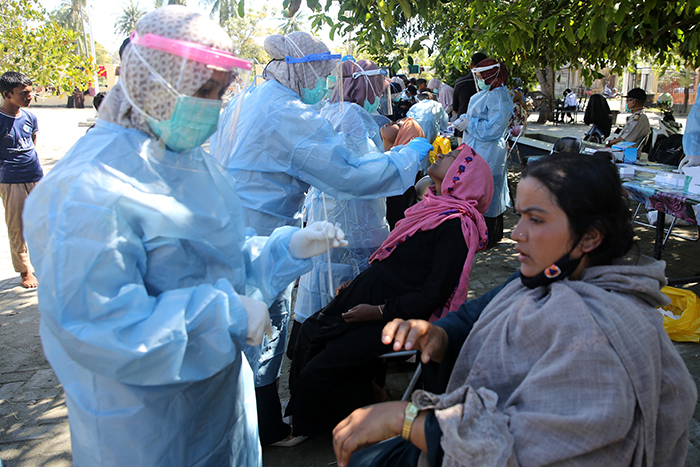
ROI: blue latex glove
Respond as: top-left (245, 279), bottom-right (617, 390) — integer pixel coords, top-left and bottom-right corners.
top-left (406, 137), bottom-right (433, 161)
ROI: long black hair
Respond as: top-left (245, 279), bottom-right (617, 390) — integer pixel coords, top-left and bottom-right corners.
top-left (522, 153), bottom-right (634, 266)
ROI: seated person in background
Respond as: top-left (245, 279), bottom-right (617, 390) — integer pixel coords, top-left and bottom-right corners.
top-left (401, 85), bottom-right (418, 103)
top-left (287, 145), bottom-right (494, 438)
top-left (332, 153), bottom-right (697, 467)
top-left (560, 88), bottom-right (578, 123)
top-left (380, 118), bottom-right (425, 229)
top-left (606, 87), bottom-right (650, 148)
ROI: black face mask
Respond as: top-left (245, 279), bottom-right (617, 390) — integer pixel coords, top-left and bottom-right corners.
top-left (520, 240), bottom-right (584, 289)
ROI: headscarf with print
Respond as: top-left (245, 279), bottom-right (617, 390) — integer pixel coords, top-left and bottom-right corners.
top-left (370, 144), bottom-right (493, 320)
top-left (99, 5), bottom-right (233, 138)
top-left (263, 31), bottom-right (335, 98)
top-left (334, 59), bottom-right (389, 106)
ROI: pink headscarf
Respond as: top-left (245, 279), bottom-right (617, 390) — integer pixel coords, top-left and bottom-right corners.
top-left (369, 144), bottom-right (494, 320)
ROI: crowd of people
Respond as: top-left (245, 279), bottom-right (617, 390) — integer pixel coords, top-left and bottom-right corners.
top-left (0, 4), bottom-right (698, 467)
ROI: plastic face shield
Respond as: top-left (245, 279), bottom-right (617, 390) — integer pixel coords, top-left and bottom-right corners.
top-left (284, 47), bottom-right (342, 109)
top-left (347, 63), bottom-right (390, 114)
top-left (472, 63), bottom-right (500, 82)
top-left (128, 31), bottom-right (253, 158)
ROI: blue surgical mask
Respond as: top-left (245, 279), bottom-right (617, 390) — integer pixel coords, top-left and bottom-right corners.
top-left (364, 97), bottom-right (380, 114)
top-left (301, 76), bottom-right (329, 105)
top-left (476, 78), bottom-right (490, 91)
top-left (147, 96), bottom-right (221, 153)
top-left (433, 88), bottom-right (439, 94)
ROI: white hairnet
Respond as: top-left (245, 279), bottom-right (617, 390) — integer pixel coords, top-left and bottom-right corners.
top-left (263, 31), bottom-right (334, 98)
top-left (99, 5), bottom-right (233, 137)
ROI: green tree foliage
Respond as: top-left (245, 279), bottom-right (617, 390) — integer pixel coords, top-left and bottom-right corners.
top-left (50, 0), bottom-right (89, 57)
top-left (95, 42), bottom-right (117, 65)
top-left (200, 0), bottom-right (244, 24)
top-left (1, 0), bottom-right (95, 92)
top-left (155, 0), bottom-right (188, 5)
top-left (222, 6), bottom-right (274, 64)
top-left (294, 0), bottom-right (700, 119)
top-left (115, 0), bottom-right (147, 36)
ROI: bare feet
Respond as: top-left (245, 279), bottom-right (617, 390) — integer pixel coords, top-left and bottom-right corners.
top-left (20, 271), bottom-right (38, 288)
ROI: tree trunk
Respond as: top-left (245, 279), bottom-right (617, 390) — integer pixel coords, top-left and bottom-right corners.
top-left (535, 65), bottom-right (555, 123)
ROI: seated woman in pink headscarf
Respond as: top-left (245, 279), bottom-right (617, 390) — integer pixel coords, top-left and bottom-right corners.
top-left (286, 144), bottom-right (494, 437)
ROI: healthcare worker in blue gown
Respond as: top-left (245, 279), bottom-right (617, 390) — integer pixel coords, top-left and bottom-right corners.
top-left (210, 31), bottom-right (432, 446)
top-left (22, 6), bottom-right (347, 467)
top-left (679, 102), bottom-right (700, 169)
top-left (293, 59), bottom-right (391, 329)
top-left (454, 58), bottom-right (513, 248)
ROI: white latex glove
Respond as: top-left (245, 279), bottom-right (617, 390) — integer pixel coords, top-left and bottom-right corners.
top-left (239, 295), bottom-right (272, 346)
top-left (453, 114), bottom-right (469, 132)
top-left (288, 221), bottom-right (348, 259)
top-left (679, 154), bottom-right (700, 170)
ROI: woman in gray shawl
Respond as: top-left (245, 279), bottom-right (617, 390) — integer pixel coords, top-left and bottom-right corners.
top-left (332, 153), bottom-right (697, 467)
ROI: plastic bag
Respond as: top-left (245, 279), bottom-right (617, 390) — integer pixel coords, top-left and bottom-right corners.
top-left (659, 286), bottom-right (700, 342)
top-left (428, 135), bottom-right (452, 164)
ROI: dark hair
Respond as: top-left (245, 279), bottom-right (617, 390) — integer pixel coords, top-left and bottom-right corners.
top-left (522, 153), bottom-right (634, 266)
top-left (564, 88), bottom-right (572, 95)
top-left (406, 85), bottom-right (417, 96)
top-left (93, 91), bottom-right (107, 111)
top-left (0, 72), bottom-right (32, 96)
top-left (471, 52), bottom-right (487, 66)
top-left (416, 78), bottom-right (427, 87)
top-left (119, 37), bottom-right (131, 59)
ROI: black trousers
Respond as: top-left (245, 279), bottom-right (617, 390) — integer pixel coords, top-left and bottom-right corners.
top-left (484, 213), bottom-right (504, 248)
top-left (256, 381), bottom-right (290, 446)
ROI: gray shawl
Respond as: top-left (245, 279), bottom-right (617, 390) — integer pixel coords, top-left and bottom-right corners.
top-left (413, 254), bottom-right (697, 467)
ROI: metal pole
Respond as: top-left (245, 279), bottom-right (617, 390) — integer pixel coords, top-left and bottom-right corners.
top-left (86, 0), bottom-right (99, 93)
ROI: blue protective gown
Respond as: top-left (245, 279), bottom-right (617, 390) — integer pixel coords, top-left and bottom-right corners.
top-left (23, 120), bottom-right (312, 467)
top-left (210, 79), bottom-right (424, 386)
top-left (462, 86), bottom-right (513, 218)
top-left (684, 102), bottom-right (700, 156)
top-left (294, 102), bottom-right (390, 321)
top-left (406, 99), bottom-right (449, 145)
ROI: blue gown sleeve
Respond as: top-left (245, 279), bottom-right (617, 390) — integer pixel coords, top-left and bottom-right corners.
top-left (284, 105), bottom-right (422, 200)
top-left (33, 206), bottom-right (308, 387)
top-left (684, 103), bottom-right (700, 156)
top-left (241, 225), bottom-right (311, 305)
top-left (466, 90), bottom-right (513, 142)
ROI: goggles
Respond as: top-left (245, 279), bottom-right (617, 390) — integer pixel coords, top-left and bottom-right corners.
top-left (352, 68), bottom-right (389, 80)
top-left (130, 31), bottom-right (252, 72)
top-left (471, 63), bottom-right (500, 74)
top-left (284, 52), bottom-right (341, 64)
